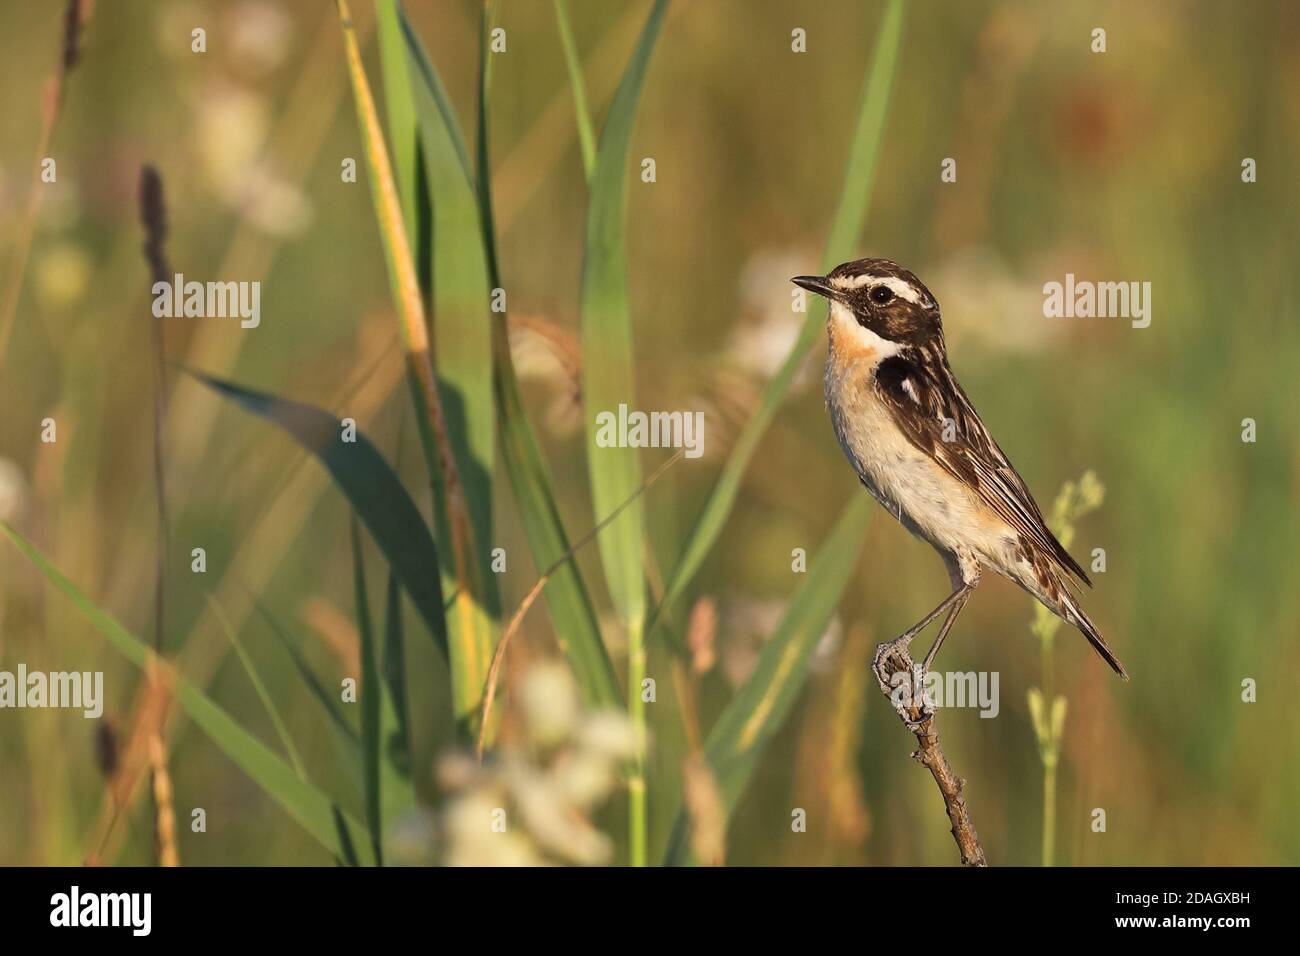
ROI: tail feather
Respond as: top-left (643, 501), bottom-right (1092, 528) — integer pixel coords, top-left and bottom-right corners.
top-left (1061, 595), bottom-right (1128, 680)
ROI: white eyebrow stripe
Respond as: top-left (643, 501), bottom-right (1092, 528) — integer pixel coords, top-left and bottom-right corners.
top-left (830, 273), bottom-right (925, 304)
top-left (831, 273), bottom-right (876, 290)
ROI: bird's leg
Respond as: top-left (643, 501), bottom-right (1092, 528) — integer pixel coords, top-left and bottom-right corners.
top-left (871, 584), bottom-right (970, 692)
top-left (921, 585), bottom-right (974, 675)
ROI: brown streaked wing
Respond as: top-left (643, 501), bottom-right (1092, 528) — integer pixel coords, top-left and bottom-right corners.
top-left (873, 350), bottom-right (1093, 588)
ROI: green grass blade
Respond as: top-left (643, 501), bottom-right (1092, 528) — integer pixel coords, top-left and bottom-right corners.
top-left (553, 0), bottom-right (597, 181)
top-left (494, 360), bottom-right (624, 710)
top-left (411, 31), bottom-right (500, 666)
top-left (652, 0), bottom-right (906, 635)
top-left (208, 595), bottom-right (307, 780)
top-left (385, 1), bottom-right (500, 736)
top-left (475, 1), bottom-right (501, 277)
top-left (376, 0), bottom-right (431, 296)
top-left (382, 570), bottom-right (412, 777)
top-left (581, 0), bottom-right (666, 632)
top-left (351, 518), bottom-right (383, 865)
top-left (332, 808), bottom-right (362, 867)
top-left (252, 596), bottom-right (368, 812)
top-left (388, 3), bottom-right (622, 711)
top-left (664, 495), bottom-right (874, 865)
top-left (192, 372), bottom-right (448, 660)
top-left (579, 0), bottom-right (669, 868)
top-left (818, 0), bottom-right (907, 265)
top-left (252, 595), bottom-right (360, 746)
top-left (340, 0), bottom-right (496, 742)
top-left (1, 520), bottom-right (376, 866)
top-left (335, 0), bottom-right (443, 486)
top-left (388, 4), bottom-right (474, 181)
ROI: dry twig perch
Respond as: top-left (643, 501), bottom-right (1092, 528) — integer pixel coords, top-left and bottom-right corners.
top-left (871, 641), bottom-right (987, 867)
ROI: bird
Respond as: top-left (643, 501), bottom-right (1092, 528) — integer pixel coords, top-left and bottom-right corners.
top-left (792, 258), bottom-right (1128, 680)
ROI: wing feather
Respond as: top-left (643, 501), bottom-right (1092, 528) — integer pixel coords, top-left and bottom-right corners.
top-left (874, 351), bottom-right (1092, 588)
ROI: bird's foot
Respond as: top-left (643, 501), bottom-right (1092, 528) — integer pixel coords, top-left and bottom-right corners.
top-left (872, 635), bottom-right (935, 730)
top-left (871, 634), bottom-right (916, 696)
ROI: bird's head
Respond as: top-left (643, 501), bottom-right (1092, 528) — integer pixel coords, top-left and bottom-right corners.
top-left (792, 258), bottom-right (941, 350)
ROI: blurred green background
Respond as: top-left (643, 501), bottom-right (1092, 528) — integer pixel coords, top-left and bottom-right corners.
top-left (0, 0), bottom-right (1297, 866)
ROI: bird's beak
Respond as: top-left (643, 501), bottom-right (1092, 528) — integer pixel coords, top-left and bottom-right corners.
top-left (791, 274), bottom-right (838, 301)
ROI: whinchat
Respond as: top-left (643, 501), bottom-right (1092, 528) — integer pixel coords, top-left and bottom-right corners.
top-left (793, 258), bottom-right (1127, 680)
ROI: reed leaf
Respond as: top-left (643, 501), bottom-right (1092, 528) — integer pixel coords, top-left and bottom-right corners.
top-left (348, 521), bottom-right (418, 851)
top-left (579, 0), bottom-right (670, 868)
top-left (382, 570), bottom-right (412, 777)
top-left (351, 519), bottom-right (383, 864)
top-left (582, 0), bottom-right (666, 638)
top-left (337, 0), bottom-right (488, 739)
top-left (553, 0), bottom-right (597, 181)
top-left (254, 597), bottom-right (366, 809)
top-left (375, 0), bottom-right (428, 293)
top-left (379, 0), bottom-right (498, 737)
top-left (664, 495), bottom-right (874, 865)
top-left (1, 521), bottom-right (376, 866)
top-left (404, 7), bottom-right (501, 729)
top-left (192, 372), bottom-right (448, 659)
top-left (652, 0), bottom-right (906, 636)
top-left (253, 596), bottom-right (359, 746)
top-left (208, 596), bottom-right (307, 780)
top-left (386, 1), bottom-right (621, 710)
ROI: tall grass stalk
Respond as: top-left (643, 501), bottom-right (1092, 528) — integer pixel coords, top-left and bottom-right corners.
top-left (576, 0), bottom-right (669, 865)
top-left (552, 0), bottom-right (597, 181)
top-left (0, 0), bottom-right (90, 374)
top-left (208, 595), bottom-right (307, 780)
top-left (379, 0), bottom-right (622, 713)
top-left (1027, 471), bottom-right (1104, 867)
top-left (138, 164), bottom-right (174, 873)
top-left (336, 0), bottom-right (492, 736)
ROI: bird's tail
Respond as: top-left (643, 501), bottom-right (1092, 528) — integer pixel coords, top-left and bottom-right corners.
top-left (1059, 592), bottom-right (1128, 680)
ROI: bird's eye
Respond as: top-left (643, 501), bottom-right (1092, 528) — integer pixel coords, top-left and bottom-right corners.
top-left (870, 285), bottom-right (894, 305)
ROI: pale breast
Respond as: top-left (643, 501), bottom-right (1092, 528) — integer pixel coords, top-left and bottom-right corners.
top-left (823, 325), bottom-right (1018, 573)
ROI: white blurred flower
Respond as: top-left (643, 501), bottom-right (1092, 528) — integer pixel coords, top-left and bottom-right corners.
top-left (443, 792), bottom-right (544, 867)
top-left (431, 663), bottom-right (639, 866)
top-left (575, 710), bottom-right (639, 762)
top-left (520, 662), bottom-right (579, 748)
top-left (552, 749), bottom-right (618, 807)
top-left (225, 165), bottom-right (313, 237)
top-left (190, 82), bottom-right (313, 237)
top-left (226, 1), bottom-right (293, 73)
top-left (508, 761), bottom-right (611, 865)
top-left (194, 81), bottom-right (269, 187)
